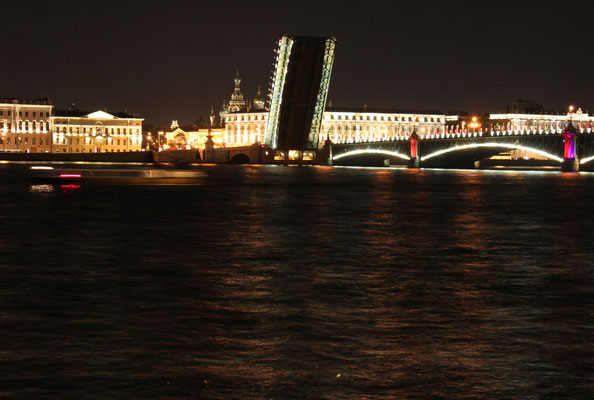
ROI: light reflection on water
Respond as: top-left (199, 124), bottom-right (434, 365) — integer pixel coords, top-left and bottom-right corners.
top-left (0, 163), bottom-right (593, 399)
top-left (29, 184), bottom-right (54, 193)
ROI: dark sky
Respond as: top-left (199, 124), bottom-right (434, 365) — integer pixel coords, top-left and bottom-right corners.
top-left (3, 0), bottom-right (593, 126)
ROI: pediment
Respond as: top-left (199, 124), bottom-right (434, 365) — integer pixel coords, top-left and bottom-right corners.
top-left (86, 110), bottom-right (116, 119)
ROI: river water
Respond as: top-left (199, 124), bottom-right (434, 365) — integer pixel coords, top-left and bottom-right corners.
top-left (0, 163), bottom-right (592, 399)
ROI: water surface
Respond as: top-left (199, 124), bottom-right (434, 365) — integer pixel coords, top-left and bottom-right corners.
top-left (0, 164), bottom-right (592, 399)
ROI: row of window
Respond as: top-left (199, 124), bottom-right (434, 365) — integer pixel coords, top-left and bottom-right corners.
top-left (55, 138), bottom-right (133, 145)
top-left (54, 126), bottom-right (140, 135)
top-left (0, 110), bottom-right (51, 117)
top-left (226, 114), bottom-right (267, 122)
top-left (55, 148), bottom-right (130, 153)
top-left (2, 121), bottom-right (50, 131)
top-left (0, 137), bottom-right (50, 145)
top-left (327, 124), bottom-right (440, 131)
top-left (1, 137), bottom-right (138, 146)
top-left (327, 114), bottom-right (442, 123)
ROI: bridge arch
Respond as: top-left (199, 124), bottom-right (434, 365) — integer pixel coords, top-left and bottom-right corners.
top-left (230, 153), bottom-right (250, 164)
top-left (580, 155), bottom-right (594, 165)
top-left (421, 143), bottom-right (563, 163)
top-left (333, 149), bottom-right (410, 161)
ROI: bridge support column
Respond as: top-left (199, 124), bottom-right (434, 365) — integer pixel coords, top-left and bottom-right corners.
top-left (561, 122), bottom-right (579, 172)
top-left (407, 157), bottom-right (420, 168)
top-left (474, 160), bottom-right (481, 169)
top-left (408, 130), bottom-right (420, 168)
top-left (561, 158), bottom-right (579, 172)
top-left (320, 139), bottom-right (333, 165)
top-left (204, 133), bottom-right (215, 162)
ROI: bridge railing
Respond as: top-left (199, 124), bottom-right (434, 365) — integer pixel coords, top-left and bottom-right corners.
top-left (328, 127), bottom-right (593, 145)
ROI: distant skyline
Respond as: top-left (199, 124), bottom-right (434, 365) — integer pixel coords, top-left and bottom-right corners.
top-left (2, 0), bottom-right (593, 126)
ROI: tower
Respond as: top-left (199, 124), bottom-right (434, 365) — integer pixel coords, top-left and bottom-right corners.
top-left (219, 99), bottom-right (228, 125)
top-left (228, 69), bottom-right (246, 113)
top-left (253, 85), bottom-right (265, 110)
top-left (209, 106), bottom-right (215, 127)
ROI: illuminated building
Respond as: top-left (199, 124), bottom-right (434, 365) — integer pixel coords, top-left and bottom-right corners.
top-left (164, 119), bottom-right (224, 150)
top-left (489, 108), bottom-right (594, 160)
top-left (51, 110), bottom-right (143, 153)
top-left (319, 107), bottom-right (444, 143)
top-left (0, 97), bottom-right (53, 153)
top-left (223, 112), bottom-right (268, 146)
top-left (489, 108), bottom-right (594, 131)
top-left (223, 108), bottom-right (445, 147)
top-left (444, 113), bottom-right (490, 134)
top-left (219, 72), bottom-right (270, 146)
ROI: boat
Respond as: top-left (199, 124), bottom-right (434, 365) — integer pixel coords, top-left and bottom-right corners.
top-left (29, 166), bottom-right (207, 185)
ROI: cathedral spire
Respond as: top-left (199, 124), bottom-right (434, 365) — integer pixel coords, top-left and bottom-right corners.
top-left (228, 69), bottom-right (246, 112)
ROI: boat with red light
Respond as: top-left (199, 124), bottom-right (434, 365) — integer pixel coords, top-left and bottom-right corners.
top-left (30, 166), bottom-right (206, 185)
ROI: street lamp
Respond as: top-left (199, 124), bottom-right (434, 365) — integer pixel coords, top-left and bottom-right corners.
top-left (470, 116), bottom-right (479, 132)
top-left (158, 131), bottom-right (164, 151)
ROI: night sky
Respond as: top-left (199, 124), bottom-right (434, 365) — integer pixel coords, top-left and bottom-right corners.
top-left (3, 0), bottom-right (593, 126)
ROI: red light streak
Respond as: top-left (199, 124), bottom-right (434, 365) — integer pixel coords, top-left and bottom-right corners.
top-left (59, 174), bottom-right (82, 178)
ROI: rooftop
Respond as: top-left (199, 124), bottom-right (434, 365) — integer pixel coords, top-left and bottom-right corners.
top-left (53, 109), bottom-right (141, 119)
top-left (325, 106), bottom-right (443, 115)
top-left (0, 97), bottom-right (53, 105)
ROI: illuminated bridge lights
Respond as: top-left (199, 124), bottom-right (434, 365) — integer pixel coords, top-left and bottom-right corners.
top-left (333, 149), bottom-right (410, 161)
top-left (420, 143), bottom-right (564, 163)
top-left (580, 155), bottom-right (594, 165)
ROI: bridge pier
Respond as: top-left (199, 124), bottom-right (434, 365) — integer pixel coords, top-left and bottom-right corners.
top-left (320, 139), bottom-right (333, 165)
top-left (561, 122), bottom-right (579, 172)
top-left (408, 130), bottom-right (420, 168)
top-left (407, 157), bottom-right (420, 169)
top-left (561, 158), bottom-right (579, 172)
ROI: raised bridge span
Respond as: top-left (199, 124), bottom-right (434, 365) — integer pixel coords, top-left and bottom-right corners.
top-left (326, 125), bottom-right (594, 172)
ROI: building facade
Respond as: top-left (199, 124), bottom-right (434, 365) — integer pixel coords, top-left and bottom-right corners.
top-left (51, 110), bottom-right (143, 153)
top-left (489, 109), bottom-right (594, 132)
top-left (164, 120), bottom-right (224, 150)
top-left (222, 108), bottom-right (446, 147)
top-left (0, 98), bottom-right (53, 152)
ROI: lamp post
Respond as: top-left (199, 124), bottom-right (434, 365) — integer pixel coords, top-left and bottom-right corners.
top-left (158, 131), bottom-right (164, 151)
top-left (470, 116), bottom-right (479, 133)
